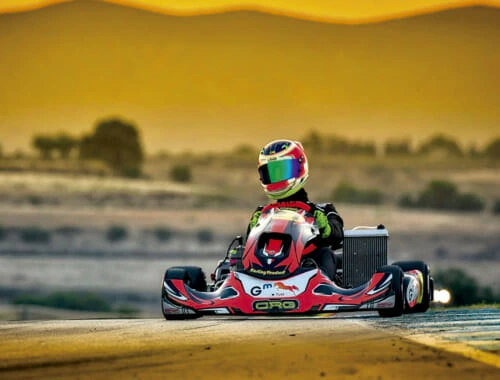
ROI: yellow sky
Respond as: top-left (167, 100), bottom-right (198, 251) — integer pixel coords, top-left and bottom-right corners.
top-left (1, 0), bottom-right (499, 22)
top-left (0, 0), bottom-right (498, 154)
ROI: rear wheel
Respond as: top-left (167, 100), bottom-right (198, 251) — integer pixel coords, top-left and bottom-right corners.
top-left (392, 261), bottom-right (432, 313)
top-left (377, 265), bottom-right (404, 318)
top-left (161, 266), bottom-right (206, 320)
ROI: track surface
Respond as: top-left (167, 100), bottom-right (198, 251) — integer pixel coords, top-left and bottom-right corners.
top-left (0, 310), bottom-right (498, 379)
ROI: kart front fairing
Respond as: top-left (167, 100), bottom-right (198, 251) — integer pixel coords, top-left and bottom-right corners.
top-left (162, 264), bottom-right (399, 316)
top-left (241, 205), bottom-right (320, 279)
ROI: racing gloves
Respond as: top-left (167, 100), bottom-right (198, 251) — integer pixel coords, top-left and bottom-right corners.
top-left (314, 209), bottom-right (331, 239)
top-left (249, 210), bottom-right (262, 230)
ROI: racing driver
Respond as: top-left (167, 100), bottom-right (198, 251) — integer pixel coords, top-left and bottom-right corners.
top-left (245, 139), bottom-right (344, 281)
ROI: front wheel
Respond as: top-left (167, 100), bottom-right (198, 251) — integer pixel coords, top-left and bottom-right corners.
top-left (161, 266), bottom-right (206, 320)
top-left (377, 265), bottom-right (404, 318)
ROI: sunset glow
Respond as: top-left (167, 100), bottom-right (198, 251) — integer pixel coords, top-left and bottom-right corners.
top-left (1, 0), bottom-right (499, 23)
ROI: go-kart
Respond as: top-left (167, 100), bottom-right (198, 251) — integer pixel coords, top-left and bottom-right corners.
top-left (161, 201), bottom-right (433, 319)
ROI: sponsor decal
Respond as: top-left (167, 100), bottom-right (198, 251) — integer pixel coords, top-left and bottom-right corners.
top-left (239, 271), bottom-right (315, 297)
top-left (249, 268), bottom-right (287, 276)
top-left (274, 281), bottom-right (299, 294)
top-left (250, 283), bottom-right (273, 296)
top-left (250, 282), bottom-right (299, 296)
top-left (252, 299), bottom-right (299, 312)
top-left (405, 276), bottom-right (421, 308)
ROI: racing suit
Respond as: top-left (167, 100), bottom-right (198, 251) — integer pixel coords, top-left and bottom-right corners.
top-left (246, 188), bottom-right (344, 281)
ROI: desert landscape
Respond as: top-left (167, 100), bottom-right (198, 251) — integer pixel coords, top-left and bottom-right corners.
top-left (0, 0), bottom-right (498, 319)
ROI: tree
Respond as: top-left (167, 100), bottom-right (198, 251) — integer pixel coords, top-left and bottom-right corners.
top-left (54, 133), bottom-right (78, 159)
top-left (80, 118), bottom-right (144, 177)
top-left (384, 138), bottom-right (412, 156)
top-left (417, 134), bottom-right (463, 157)
top-left (301, 130), bottom-right (323, 154)
top-left (347, 140), bottom-right (376, 156)
top-left (32, 135), bottom-right (57, 159)
top-left (325, 135), bottom-right (350, 155)
top-left (483, 137), bottom-right (500, 159)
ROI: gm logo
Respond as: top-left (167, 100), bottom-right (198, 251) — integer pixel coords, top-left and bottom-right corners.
top-left (250, 283), bottom-right (273, 296)
top-left (252, 299), bottom-right (299, 312)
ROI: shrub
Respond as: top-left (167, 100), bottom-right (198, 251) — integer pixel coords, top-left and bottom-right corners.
top-left (332, 182), bottom-right (384, 205)
top-left (20, 227), bottom-right (51, 244)
top-left (55, 226), bottom-right (82, 235)
top-left (115, 304), bottom-right (140, 315)
top-left (197, 228), bottom-right (214, 243)
top-left (398, 193), bottom-right (415, 208)
top-left (455, 193), bottom-right (485, 212)
top-left (433, 268), bottom-right (500, 306)
top-left (28, 195), bottom-right (43, 206)
top-left (417, 180), bottom-right (458, 209)
top-left (120, 166), bottom-right (142, 178)
top-left (170, 165), bottom-right (192, 183)
top-left (154, 227), bottom-right (173, 242)
top-left (106, 225), bottom-right (128, 242)
top-left (493, 199), bottom-right (500, 215)
top-left (399, 180), bottom-right (485, 212)
top-left (13, 291), bottom-right (112, 312)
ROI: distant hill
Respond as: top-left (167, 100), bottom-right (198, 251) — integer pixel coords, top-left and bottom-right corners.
top-left (0, 1), bottom-right (498, 153)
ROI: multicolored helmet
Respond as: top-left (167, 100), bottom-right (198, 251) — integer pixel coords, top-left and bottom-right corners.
top-left (258, 140), bottom-right (309, 200)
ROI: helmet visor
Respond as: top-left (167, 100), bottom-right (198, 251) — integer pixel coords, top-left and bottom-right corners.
top-left (259, 158), bottom-right (301, 185)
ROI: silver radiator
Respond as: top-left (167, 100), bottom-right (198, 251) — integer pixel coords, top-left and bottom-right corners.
top-left (342, 228), bottom-right (388, 288)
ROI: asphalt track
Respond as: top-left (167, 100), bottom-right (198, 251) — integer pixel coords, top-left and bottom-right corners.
top-left (0, 309), bottom-right (498, 379)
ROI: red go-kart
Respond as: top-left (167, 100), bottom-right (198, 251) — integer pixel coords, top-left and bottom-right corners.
top-left (161, 201), bottom-right (433, 319)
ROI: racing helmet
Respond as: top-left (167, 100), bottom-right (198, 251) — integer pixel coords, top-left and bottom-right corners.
top-left (258, 140), bottom-right (309, 200)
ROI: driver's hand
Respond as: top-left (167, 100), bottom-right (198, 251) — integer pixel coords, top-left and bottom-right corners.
top-left (314, 209), bottom-right (331, 238)
top-left (249, 210), bottom-right (262, 230)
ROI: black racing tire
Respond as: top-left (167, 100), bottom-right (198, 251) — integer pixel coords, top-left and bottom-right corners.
top-left (161, 266), bottom-right (206, 320)
top-left (392, 260), bottom-right (432, 313)
top-left (177, 266), bottom-right (208, 291)
top-left (377, 265), bottom-right (404, 318)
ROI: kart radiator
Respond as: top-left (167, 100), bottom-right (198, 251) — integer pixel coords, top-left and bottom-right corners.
top-left (341, 227), bottom-right (388, 288)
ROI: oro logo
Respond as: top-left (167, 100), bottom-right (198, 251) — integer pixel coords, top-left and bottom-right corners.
top-left (252, 300), bottom-right (299, 312)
